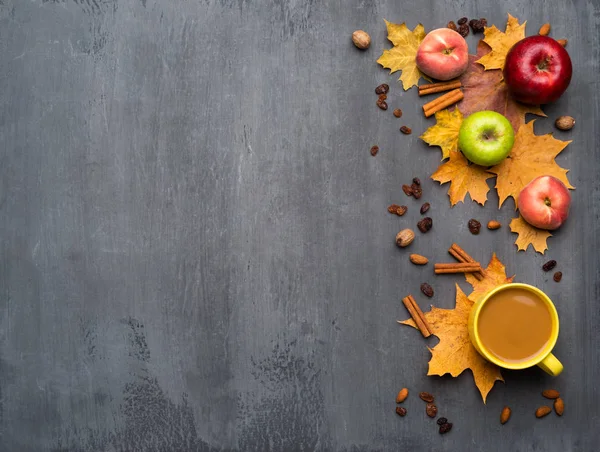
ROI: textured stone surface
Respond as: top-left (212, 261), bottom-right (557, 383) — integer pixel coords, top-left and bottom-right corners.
top-left (0, 1), bottom-right (598, 450)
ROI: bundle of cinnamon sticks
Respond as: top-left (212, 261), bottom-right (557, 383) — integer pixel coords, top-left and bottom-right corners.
top-left (418, 80), bottom-right (463, 118)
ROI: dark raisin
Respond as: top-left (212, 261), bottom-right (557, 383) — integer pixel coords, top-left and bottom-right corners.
top-left (542, 260), bottom-right (557, 272)
top-left (426, 403), bottom-right (438, 418)
top-left (437, 417), bottom-right (448, 426)
top-left (393, 108), bottom-right (402, 118)
top-left (412, 177), bottom-right (421, 186)
top-left (400, 126), bottom-right (412, 135)
top-left (420, 202), bottom-right (430, 214)
top-left (417, 217), bottom-right (432, 233)
top-left (378, 93), bottom-right (387, 101)
top-left (470, 19), bottom-right (485, 34)
top-left (468, 219), bottom-right (481, 235)
top-left (553, 271), bottom-right (563, 282)
top-left (447, 21), bottom-right (457, 31)
top-left (457, 17), bottom-right (468, 25)
top-left (458, 23), bottom-right (469, 37)
top-left (370, 145), bottom-right (379, 156)
top-left (479, 18), bottom-right (488, 28)
top-left (420, 283), bottom-right (434, 298)
top-left (412, 187), bottom-right (423, 199)
top-left (419, 392), bottom-right (434, 403)
top-left (396, 205), bottom-right (407, 216)
top-left (376, 98), bottom-right (388, 110)
top-left (402, 184), bottom-right (414, 197)
top-left (395, 406), bottom-right (407, 417)
top-left (439, 422), bottom-right (453, 434)
top-left (375, 83), bottom-right (389, 95)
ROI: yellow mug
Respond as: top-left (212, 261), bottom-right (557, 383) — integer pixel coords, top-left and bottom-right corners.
top-left (468, 283), bottom-right (563, 376)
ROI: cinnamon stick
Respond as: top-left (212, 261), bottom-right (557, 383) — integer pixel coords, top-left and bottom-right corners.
top-left (401, 294), bottom-right (432, 338)
top-left (434, 263), bottom-right (481, 274)
top-left (423, 89), bottom-right (464, 117)
top-left (418, 79), bottom-right (462, 96)
top-left (449, 243), bottom-right (485, 280)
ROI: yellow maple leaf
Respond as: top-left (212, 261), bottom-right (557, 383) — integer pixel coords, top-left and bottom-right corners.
top-left (510, 216), bottom-right (553, 253)
top-left (401, 284), bottom-right (503, 403)
top-left (489, 120), bottom-right (573, 209)
top-left (466, 253), bottom-right (515, 302)
top-left (377, 20), bottom-right (429, 90)
top-left (431, 150), bottom-right (494, 206)
top-left (420, 109), bottom-right (463, 160)
top-left (476, 14), bottom-right (527, 71)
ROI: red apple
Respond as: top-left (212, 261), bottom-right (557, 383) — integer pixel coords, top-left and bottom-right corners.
top-left (416, 28), bottom-right (469, 81)
top-left (504, 36), bottom-right (572, 105)
top-left (519, 175), bottom-right (571, 230)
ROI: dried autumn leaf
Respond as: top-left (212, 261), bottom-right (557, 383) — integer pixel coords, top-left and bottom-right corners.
top-left (377, 20), bottom-right (429, 90)
top-left (431, 150), bottom-right (494, 206)
top-left (466, 253), bottom-right (515, 302)
top-left (458, 40), bottom-right (545, 131)
top-left (489, 120), bottom-right (573, 208)
top-left (420, 109), bottom-right (463, 160)
top-left (401, 285), bottom-right (503, 402)
top-left (476, 14), bottom-right (527, 71)
top-left (510, 216), bottom-right (553, 254)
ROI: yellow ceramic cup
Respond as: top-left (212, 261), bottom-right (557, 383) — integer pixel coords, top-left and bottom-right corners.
top-left (468, 283), bottom-right (563, 376)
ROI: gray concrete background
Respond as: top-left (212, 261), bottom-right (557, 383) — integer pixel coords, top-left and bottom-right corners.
top-left (0, 0), bottom-right (598, 451)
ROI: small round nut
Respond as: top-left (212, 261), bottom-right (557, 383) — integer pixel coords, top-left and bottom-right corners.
top-left (396, 229), bottom-right (415, 248)
top-left (352, 30), bottom-right (371, 50)
top-left (555, 115), bottom-right (575, 131)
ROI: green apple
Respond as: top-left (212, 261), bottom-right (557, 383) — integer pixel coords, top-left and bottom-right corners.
top-left (458, 111), bottom-right (515, 166)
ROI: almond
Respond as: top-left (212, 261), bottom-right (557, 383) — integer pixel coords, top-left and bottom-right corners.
top-left (396, 387), bottom-right (409, 403)
top-left (487, 220), bottom-right (501, 230)
top-left (500, 406), bottom-right (511, 425)
top-left (555, 116), bottom-right (575, 131)
top-left (396, 229), bottom-right (415, 248)
top-left (542, 389), bottom-right (560, 399)
top-left (410, 254), bottom-right (429, 265)
top-left (554, 397), bottom-right (564, 416)
top-left (557, 38), bottom-right (568, 47)
top-left (538, 23), bottom-right (551, 36)
top-left (535, 406), bottom-right (552, 418)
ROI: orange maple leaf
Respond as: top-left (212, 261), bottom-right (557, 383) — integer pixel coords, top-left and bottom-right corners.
top-left (510, 216), bottom-right (553, 254)
top-left (400, 284), bottom-right (503, 403)
top-left (489, 120), bottom-right (573, 209)
top-left (458, 41), bottom-right (545, 132)
top-left (476, 14), bottom-right (527, 71)
top-left (466, 253), bottom-right (515, 302)
top-left (431, 150), bottom-right (494, 206)
top-left (420, 108), bottom-right (463, 160)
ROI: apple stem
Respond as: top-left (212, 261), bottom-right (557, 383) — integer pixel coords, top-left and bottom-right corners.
top-left (537, 56), bottom-right (552, 72)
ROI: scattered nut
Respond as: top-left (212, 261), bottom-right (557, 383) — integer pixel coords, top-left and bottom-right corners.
top-left (468, 219), bottom-right (481, 235)
top-left (410, 254), bottom-right (429, 265)
top-left (393, 108), bottom-right (403, 118)
top-left (375, 84), bottom-right (389, 95)
top-left (542, 260), bottom-right (557, 272)
top-left (420, 202), bottom-right (430, 215)
top-left (396, 388), bottom-right (409, 403)
top-left (555, 115), bottom-right (575, 131)
top-left (396, 229), bottom-right (415, 248)
top-left (370, 145), bottom-right (379, 156)
top-left (486, 220), bottom-right (501, 230)
top-left (420, 283), bottom-right (434, 298)
top-left (417, 217), bottom-right (432, 233)
top-left (554, 271), bottom-right (563, 282)
top-left (557, 38), bottom-right (568, 47)
top-left (439, 422), bottom-right (453, 434)
top-left (395, 406), bottom-right (407, 416)
top-left (535, 406), bottom-right (552, 418)
top-left (538, 23), bottom-right (551, 36)
top-left (352, 30), bottom-right (371, 49)
top-left (426, 403), bottom-right (438, 418)
top-left (500, 406), bottom-right (511, 425)
top-left (542, 389), bottom-right (560, 399)
top-left (447, 21), bottom-right (457, 31)
top-left (554, 397), bottom-right (564, 416)
top-left (419, 392), bottom-right (434, 403)
top-left (400, 126), bottom-right (412, 135)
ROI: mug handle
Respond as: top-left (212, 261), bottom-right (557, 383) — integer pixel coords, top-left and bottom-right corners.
top-left (537, 353), bottom-right (563, 376)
